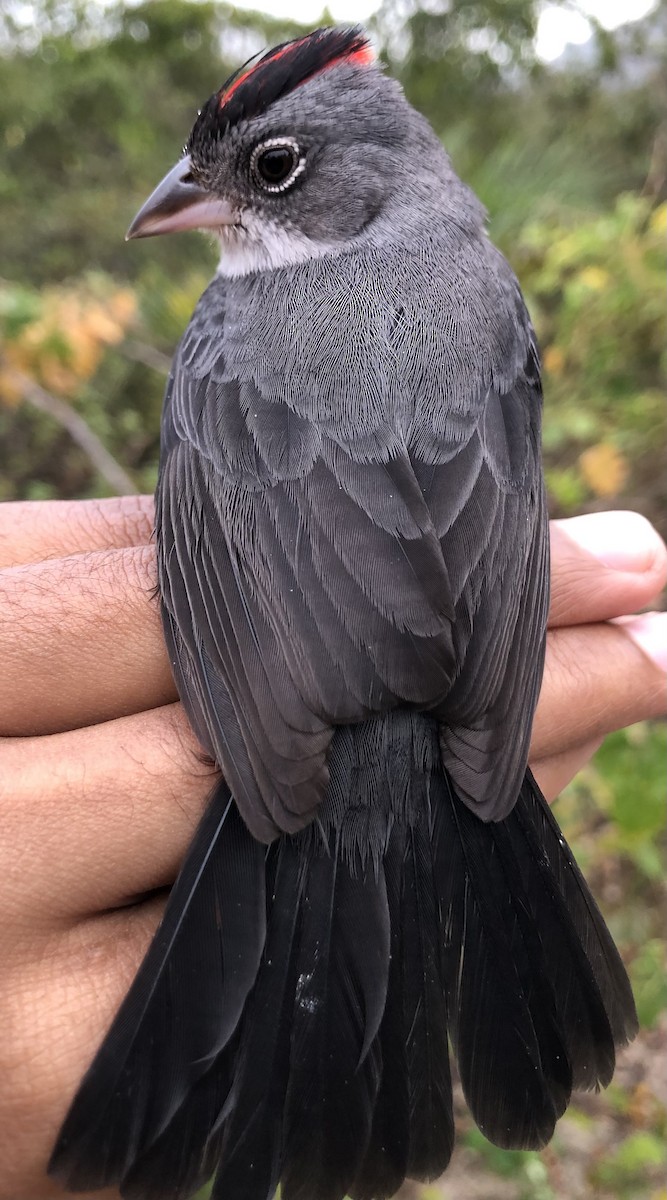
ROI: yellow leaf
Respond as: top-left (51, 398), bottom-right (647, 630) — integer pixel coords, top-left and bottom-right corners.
top-left (109, 288), bottom-right (137, 326)
top-left (0, 368), bottom-right (23, 406)
top-left (39, 355), bottom-right (79, 396)
top-left (21, 318), bottom-right (49, 350)
top-left (82, 304), bottom-right (124, 346)
top-left (543, 345), bottom-right (565, 376)
top-left (50, 294), bottom-right (81, 331)
top-left (579, 442), bottom-right (628, 497)
top-left (66, 325), bottom-right (103, 378)
top-left (578, 266), bottom-right (610, 291)
top-left (627, 1081), bottom-right (654, 1128)
top-left (649, 204), bottom-right (667, 237)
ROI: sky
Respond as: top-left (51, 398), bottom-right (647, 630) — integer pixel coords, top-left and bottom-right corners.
top-left (230, 0), bottom-right (658, 60)
top-left (535, 0), bottom-right (657, 60)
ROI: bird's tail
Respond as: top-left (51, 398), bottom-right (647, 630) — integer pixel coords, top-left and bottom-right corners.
top-left (49, 712), bottom-right (637, 1200)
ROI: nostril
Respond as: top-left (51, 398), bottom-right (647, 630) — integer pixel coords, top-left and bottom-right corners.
top-left (181, 171), bottom-right (195, 184)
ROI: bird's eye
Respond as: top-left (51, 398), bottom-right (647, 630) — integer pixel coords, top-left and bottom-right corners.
top-left (251, 138), bottom-right (304, 194)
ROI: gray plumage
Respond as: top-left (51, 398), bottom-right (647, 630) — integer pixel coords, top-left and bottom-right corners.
top-left (160, 61), bottom-right (545, 835)
top-left (159, 231), bottom-right (545, 840)
top-left (50, 27), bottom-right (637, 1200)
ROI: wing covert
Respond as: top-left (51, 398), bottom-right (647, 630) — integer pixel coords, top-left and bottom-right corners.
top-left (415, 345), bottom-right (549, 819)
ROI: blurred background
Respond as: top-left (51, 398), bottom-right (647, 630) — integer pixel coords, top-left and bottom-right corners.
top-left (0, 1), bottom-right (665, 1197)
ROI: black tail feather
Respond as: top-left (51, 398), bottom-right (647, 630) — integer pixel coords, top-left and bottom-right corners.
top-left (518, 771), bottom-right (638, 1055)
top-left (48, 783), bottom-right (265, 1192)
top-left (279, 833), bottom-right (389, 1200)
top-left (211, 837), bottom-right (304, 1200)
top-left (121, 1056), bottom-right (234, 1200)
top-left (49, 715), bottom-right (637, 1200)
top-left (402, 819), bottom-right (455, 1177)
top-left (434, 776), bottom-right (572, 1148)
top-left (350, 825), bottom-right (410, 1200)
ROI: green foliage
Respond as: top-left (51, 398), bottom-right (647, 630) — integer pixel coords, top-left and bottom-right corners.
top-left (516, 197), bottom-right (666, 519)
top-left (559, 725), bottom-right (666, 1022)
top-left (602, 724), bottom-right (666, 843)
top-left (0, 0), bottom-right (302, 285)
top-left (378, 0), bottom-right (537, 134)
top-left (379, 0), bottom-right (665, 237)
top-left (1, 1), bottom-right (216, 283)
top-left (590, 1131), bottom-right (666, 1193)
top-left (631, 940), bottom-right (667, 1030)
top-left (461, 1128), bottom-right (555, 1198)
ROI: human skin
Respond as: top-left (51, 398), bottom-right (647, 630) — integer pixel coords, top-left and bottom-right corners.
top-left (0, 498), bottom-right (665, 1199)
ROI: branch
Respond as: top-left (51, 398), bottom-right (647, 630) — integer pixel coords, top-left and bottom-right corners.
top-left (122, 339), bottom-right (172, 375)
top-left (4, 365), bottom-right (137, 496)
top-left (642, 129), bottom-right (667, 200)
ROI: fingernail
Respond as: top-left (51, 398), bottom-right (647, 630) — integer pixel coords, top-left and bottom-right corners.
top-left (615, 611), bottom-right (667, 674)
top-left (561, 511), bottom-right (667, 573)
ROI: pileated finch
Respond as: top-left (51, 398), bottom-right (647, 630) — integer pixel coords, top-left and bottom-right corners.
top-left (50, 26), bottom-right (637, 1200)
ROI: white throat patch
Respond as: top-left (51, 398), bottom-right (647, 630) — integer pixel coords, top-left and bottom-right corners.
top-left (215, 210), bottom-right (336, 278)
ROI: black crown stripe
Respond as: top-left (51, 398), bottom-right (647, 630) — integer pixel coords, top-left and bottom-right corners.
top-left (187, 27), bottom-right (372, 151)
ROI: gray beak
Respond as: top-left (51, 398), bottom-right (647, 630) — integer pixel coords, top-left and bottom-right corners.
top-left (126, 156), bottom-right (237, 240)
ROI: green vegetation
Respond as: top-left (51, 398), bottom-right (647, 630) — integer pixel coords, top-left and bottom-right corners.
top-left (1, 3), bottom-right (664, 1197)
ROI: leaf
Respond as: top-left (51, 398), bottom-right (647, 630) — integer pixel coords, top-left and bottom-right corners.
top-left (579, 442), bottom-right (628, 497)
top-left (630, 941), bottom-right (667, 1029)
top-left (0, 367), bottom-right (23, 406)
top-left (577, 266), bottom-right (610, 291)
top-left (591, 1131), bottom-right (666, 1188)
top-left (648, 205), bottom-right (666, 237)
top-left (542, 345), bottom-right (565, 376)
top-left (109, 288), bottom-right (137, 324)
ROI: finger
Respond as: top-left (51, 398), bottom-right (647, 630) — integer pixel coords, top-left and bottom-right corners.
top-left (0, 704), bottom-right (215, 925)
top-left (0, 496), bottom-right (154, 569)
top-left (531, 737), bottom-right (603, 803)
top-left (0, 545), bottom-right (176, 737)
top-left (2, 900), bottom-right (162, 1200)
top-left (530, 610), bottom-right (667, 761)
top-left (549, 511), bottom-right (667, 628)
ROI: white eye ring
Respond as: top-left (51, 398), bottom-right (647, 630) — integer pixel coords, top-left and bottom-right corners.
top-left (250, 137), bottom-right (306, 194)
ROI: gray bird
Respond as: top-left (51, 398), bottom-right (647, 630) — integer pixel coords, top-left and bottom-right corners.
top-left (50, 27), bottom-right (637, 1200)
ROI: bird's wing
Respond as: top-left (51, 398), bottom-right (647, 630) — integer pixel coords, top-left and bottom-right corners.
top-left (158, 287), bottom-right (456, 842)
top-left (158, 274), bottom-right (547, 840)
top-left (412, 341), bottom-right (549, 819)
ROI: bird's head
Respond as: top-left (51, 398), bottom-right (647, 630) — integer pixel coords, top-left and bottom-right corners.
top-left (126, 26), bottom-right (453, 276)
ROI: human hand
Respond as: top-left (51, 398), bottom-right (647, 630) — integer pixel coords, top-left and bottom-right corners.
top-left (0, 499), bottom-right (665, 1199)
top-left (530, 511), bottom-right (667, 796)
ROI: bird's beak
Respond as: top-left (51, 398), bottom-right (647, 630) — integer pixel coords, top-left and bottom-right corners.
top-left (126, 156), bottom-right (237, 240)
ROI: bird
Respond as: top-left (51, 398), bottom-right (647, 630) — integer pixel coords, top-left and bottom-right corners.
top-left (49, 25), bottom-right (638, 1200)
